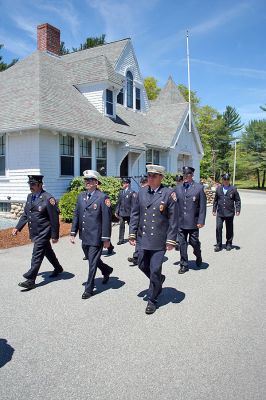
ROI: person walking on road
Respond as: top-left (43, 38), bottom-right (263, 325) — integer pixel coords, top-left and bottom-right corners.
top-left (175, 166), bottom-right (207, 274)
top-left (213, 173), bottom-right (241, 251)
top-left (129, 165), bottom-right (177, 314)
top-left (70, 170), bottom-right (113, 299)
top-left (12, 175), bottom-right (63, 290)
top-left (115, 178), bottom-right (135, 245)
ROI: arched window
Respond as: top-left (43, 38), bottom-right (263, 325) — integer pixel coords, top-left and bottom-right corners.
top-left (126, 71), bottom-right (133, 108)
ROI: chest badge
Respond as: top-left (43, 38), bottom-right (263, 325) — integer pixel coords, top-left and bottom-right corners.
top-left (159, 202), bottom-right (165, 212)
top-left (93, 203), bottom-right (98, 210)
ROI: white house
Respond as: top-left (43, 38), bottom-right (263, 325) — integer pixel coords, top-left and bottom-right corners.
top-left (0, 23), bottom-right (203, 211)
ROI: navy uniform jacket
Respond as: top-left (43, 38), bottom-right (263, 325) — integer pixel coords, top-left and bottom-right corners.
top-left (115, 188), bottom-right (135, 217)
top-left (71, 189), bottom-right (112, 246)
top-left (175, 182), bottom-right (207, 229)
top-left (16, 190), bottom-right (59, 241)
top-left (129, 185), bottom-right (178, 251)
top-left (213, 185), bottom-right (241, 217)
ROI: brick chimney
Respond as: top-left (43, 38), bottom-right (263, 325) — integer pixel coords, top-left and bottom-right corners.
top-left (37, 23), bottom-right (60, 56)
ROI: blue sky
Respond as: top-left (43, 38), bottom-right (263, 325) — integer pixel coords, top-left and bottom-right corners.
top-left (1, 0), bottom-right (266, 125)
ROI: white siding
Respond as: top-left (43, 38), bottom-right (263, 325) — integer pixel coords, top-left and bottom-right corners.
top-left (76, 83), bottom-right (105, 114)
top-left (0, 130), bottom-right (40, 201)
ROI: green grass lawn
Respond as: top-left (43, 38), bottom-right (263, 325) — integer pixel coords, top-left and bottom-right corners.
top-left (235, 179), bottom-right (266, 190)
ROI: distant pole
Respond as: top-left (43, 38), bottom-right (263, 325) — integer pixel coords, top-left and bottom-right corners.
top-left (186, 30), bottom-right (192, 133)
top-left (233, 140), bottom-right (237, 185)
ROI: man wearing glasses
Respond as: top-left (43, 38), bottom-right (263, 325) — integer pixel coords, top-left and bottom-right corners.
top-left (12, 175), bottom-right (63, 290)
top-left (129, 165), bottom-right (177, 314)
top-left (175, 166), bottom-right (207, 274)
top-left (212, 173), bottom-right (241, 251)
top-left (70, 170), bottom-right (113, 299)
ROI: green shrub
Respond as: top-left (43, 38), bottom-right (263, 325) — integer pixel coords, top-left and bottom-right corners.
top-left (68, 176), bottom-right (85, 192)
top-left (162, 172), bottom-right (176, 187)
top-left (99, 176), bottom-right (122, 213)
top-left (59, 190), bottom-right (79, 222)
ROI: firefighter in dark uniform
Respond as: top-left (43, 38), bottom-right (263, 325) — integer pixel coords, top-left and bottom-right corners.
top-left (12, 175), bottom-right (63, 290)
top-left (213, 173), bottom-right (241, 251)
top-left (174, 174), bottom-right (183, 251)
top-left (128, 175), bottom-right (148, 266)
top-left (70, 170), bottom-right (113, 299)
top-left (175, 166), bottom-right (207, 274)
top-left (115, 178), bottom-right (135, 245)
top-left (129, 165), bottom-right (177, 314)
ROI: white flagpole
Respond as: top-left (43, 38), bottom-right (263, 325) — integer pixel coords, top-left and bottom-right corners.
top-left (186, 30), bottom-right (192, 133)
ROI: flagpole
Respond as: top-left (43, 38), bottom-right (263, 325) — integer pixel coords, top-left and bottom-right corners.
top-left (186, 30), bottom-right (192, 133)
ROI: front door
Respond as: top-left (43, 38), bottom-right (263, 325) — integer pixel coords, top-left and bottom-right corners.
top-left (120, 155), bottom-right (128, 177)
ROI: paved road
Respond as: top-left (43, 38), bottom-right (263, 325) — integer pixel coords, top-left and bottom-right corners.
top-left (0, 190), bottom-right (265, 400)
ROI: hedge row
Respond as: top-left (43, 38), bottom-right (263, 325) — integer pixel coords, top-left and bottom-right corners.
top-left (59, 173), bottom-right (177, 222)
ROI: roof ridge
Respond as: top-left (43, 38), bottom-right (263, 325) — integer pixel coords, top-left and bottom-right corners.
top-left (62, 38), bottom-right (130, 58)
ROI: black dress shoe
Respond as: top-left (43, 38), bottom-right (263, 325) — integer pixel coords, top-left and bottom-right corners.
top-left (226, 244), bottom-right (232, 251)
top-left (107, 246), bottom-right (114, 255)
top-left (196, 256), bottom-right (202, 267)
top-left (214, 245), bottom-right (222, 252)
top-left (49, 266), bottom-right (64, 278)
top-left (117, 240), bottom-right (125, 245)
top-left (145, 301), bottom-right (157, 314)
top-left (127, 257), bottom-right (138, 265)
top-left (178, 266), bottom-right (189, 274)
top-left (175, 244), bottom-right (180, 251)
top-left (83, 256), bottom-right (88, 260)
top-left (102, 267), bottom-right (113, 284)
top-left (82, 291), bottom-right (92, 299)
top-left (18, 280), bottom-right (35, 289)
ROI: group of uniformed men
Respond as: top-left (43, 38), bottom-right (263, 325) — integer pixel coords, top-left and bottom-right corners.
top-left (13, 165), bottom-right (241, 314)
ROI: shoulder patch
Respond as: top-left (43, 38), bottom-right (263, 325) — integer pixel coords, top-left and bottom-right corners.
top-left (49, 197), bottom-right (56, 206)
top-left (105, 198), bottom-right (111, 207)
top-left (171, 192), bottom-right (177, 202)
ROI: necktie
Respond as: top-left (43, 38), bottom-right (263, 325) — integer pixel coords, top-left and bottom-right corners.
top-left (87, 193), bottom-right (91, 201)
top-left (183, 183), bottom-right (189, 190)
top-left (31, 194), bottom-right (36, 202)
top-left (149, 189), bottom-right (155, 195)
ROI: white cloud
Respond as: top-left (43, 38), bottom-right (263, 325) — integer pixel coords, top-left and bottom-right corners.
top-left (11, 15), bottom-right (36, 40)
top-left (0, 30), bottom-right (33, 57)
top-left (191, 58), bottom-right (266, 80)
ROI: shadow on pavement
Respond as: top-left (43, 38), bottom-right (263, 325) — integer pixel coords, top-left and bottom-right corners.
top-left (138, 287), bottom-right (185, 308)
top-left (36, 271), bottom-right (75, 287)
top-left (189, 261), bottom-right (209, 271)
top-left (0, 339), bottom-right (15, 368)
top-left (93, 276), bottom-right (125, 295)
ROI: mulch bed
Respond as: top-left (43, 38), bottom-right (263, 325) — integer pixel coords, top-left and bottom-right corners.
top-left (0, 220), bottom-right (71, 249)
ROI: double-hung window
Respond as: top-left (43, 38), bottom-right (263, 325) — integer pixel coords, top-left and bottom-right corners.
top-left (60, 135), bottom-right (74, 176)
top-left (106, 89), bottom-right (113, 116)
top-left (126, 71), bottom-right (133, 108)
top-left (136, 87), bottom-right (141, 110)
top-left (146, 149), bottom-right (160, 165)
top-left (96, 140), bottom-right (107, 175)
top-left (80, 138), bottom-right (92, 176)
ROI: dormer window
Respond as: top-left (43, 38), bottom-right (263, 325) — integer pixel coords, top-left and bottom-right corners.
top-left (136, 87), bottom-right (141, 111)
top-left (117, 88), bottom-right (124, 105)
top-left (106, 89), bottom-right (113, 116)
top-left (126, 71), bottom-right (133, 108)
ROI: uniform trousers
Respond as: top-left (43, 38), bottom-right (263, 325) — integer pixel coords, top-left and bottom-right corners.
top-left (216, 216), bottom-right (234, 247)
top-left (119, 216), bottom-right (130, 241)
top-left (178, 228), bottom-right (201, 267)
top-left (24, 238), bottom-right (61, 281)
top-left (83, 244), bottom-right (112, 294)
top-left (138, 249), bottom-right (165, 304)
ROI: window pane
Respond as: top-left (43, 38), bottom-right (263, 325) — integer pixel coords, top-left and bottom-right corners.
top-left (0, 156), bottom-right (5, 175)
top-left (96, 141), bottom-right (107, 158)
top-left (136, 87), bottom-right (141, 110)
top-left (117, 88), bottom-right (123, 105)
top-left (106, 102), bottom-right (113, 115)
top-left (60, 135), bottom-right (74, 156)
top-left (80, 138), bottom-right (91, 157)
top-left (153, 150), bottom-right (160, 165)
top-left (146, 149), bottom-right (152, 164)
top-left (126, 71), bottom-right (133, 108)
top-left (0, 135), bottom-right (5, 155)
top-left (106, 89), bottom-right (113, 102)
top-left (80, 157), bottom-right (92, 176)
top-left (61, 156), bottom-right (74, 176)
top-left (96, 159), bottom-right (107, 175)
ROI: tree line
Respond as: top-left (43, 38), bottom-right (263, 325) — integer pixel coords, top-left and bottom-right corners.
top-left (144, 77), bottom-right (266, 188)
top-left (1, 36), bottom-right (265, 188)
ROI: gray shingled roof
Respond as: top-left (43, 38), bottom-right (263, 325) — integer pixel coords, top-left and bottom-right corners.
top-left (62, 39), bottom-right (130, 68)
top-left (0, 41), bottom-right (192, 151)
